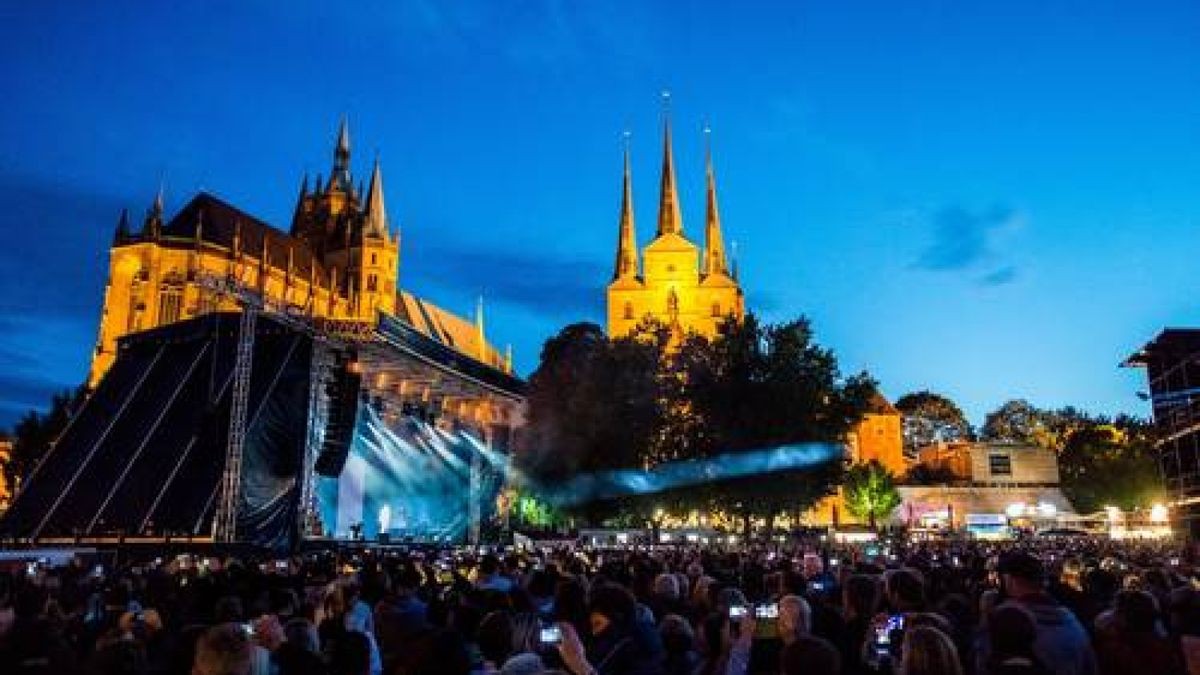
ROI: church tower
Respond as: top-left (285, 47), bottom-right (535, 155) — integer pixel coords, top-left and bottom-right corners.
top-left (606, 101), bottom-right (744, 341)
top-left (290, 119), bottom-right (400, 321)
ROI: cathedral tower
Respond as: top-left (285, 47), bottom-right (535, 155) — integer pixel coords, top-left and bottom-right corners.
top-left (606, 104), bottom-right (744, 341)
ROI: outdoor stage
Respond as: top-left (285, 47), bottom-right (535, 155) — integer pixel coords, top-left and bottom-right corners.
top-left (0, 307), bottom-right (525, 552)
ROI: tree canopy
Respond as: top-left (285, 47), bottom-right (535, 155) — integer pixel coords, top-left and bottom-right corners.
top-left (894, 390), bottom-right (972, 452)
top-left (843, 460), bottom-right (902, 528)
top-left (517, 313), bottom-right (876, 530)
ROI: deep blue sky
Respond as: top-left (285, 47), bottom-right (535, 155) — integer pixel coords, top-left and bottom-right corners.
top-left (1, 1), bottom-right (1197, 427)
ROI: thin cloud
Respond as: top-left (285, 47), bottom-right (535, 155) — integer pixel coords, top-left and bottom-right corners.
top-left (911, 205), bottom-right (1024, 284)
top-left (404, 239), bottom-right (608, 322)
top-left (978, 265), bottom-right (1018, 287)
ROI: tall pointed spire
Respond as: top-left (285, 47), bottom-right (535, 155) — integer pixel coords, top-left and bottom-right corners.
top-left (113, 208), bottom-right (131, 244)
top-left (329, 117), bottom-right (352, 192)
top-left (364, 156), bottom-right (388, 237)
top-left (290, 172), bottom-right (309, 234)
top-left (143, 185), bottom-right (164, 239)
top-left (613, 132), bottom-right (639, 280)
top-left (656, 91), bottom-right (683, 237)
top-left (702, 125), bottom-right (729, 277)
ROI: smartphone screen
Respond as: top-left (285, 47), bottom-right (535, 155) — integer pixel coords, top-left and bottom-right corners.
top-left (729, 605), bottom-right (747, 620)
top-left (755, 603), bottom-right (779, 620)
top-left (539, 626), bottom-right (562, 645)
top-left (875, 614), bottom-right (904, 654)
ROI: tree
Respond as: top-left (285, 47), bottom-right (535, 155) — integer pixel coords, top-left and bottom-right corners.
top-left (981, 399), bottom-right (1046, 445)
top-left (519, 313), bottom-right (875, 535)
top-left (843, 460), bottom-right (902, 528)
top-left (680, 315), bottom-right (876, 536)
top-left (516, 321), bottom-right (667, 522)
top-left (3, 386), bottom-right (86, 494)
top-left (1057, 416), bottom-right (1161, 513)
top-left (894, 391), bottom-right (972, 452)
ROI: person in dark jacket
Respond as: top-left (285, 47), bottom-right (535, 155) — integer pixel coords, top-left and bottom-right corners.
top-left (985, 605), bottom-right (1050, 675)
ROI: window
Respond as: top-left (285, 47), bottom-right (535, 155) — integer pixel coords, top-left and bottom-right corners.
top-left (371, 253), bottom-right (377, 265)
top-left (988, 453), bottom-right (1012, 477)
top-left (623, 301), bottom-right (634, 320)
top-left (367, 274), bottom-right (378, 292)
top-left (711, 303), bottom-right (721, 317)
top-left (158, 285), bottom-right (183, 324)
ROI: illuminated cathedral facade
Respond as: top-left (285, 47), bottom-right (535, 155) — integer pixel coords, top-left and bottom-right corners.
top-left (605, 119), bottom-right (745, 341)
top-left (90, 120), bottom-right (508, 387)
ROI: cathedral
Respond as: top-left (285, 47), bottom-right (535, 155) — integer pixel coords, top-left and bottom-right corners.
top-left (605, 112), bottom-right (906, 490)
top-left (605, 118), bottom-right (745, 341)
top-left (90, 120), bottom-right (509, 388)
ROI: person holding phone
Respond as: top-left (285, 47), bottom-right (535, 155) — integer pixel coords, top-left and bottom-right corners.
top-left (554, 585), bottom-right (662, 675)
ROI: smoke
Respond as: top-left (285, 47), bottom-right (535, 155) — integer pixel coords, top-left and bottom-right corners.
top-left (517, 442), bottom-right (845, 507)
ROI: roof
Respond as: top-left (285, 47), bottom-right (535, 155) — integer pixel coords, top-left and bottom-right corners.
top-left (395, 291), bottom-right (504, 370)
top-left (866, 390), bottom-right (899, 415)
top-left (157, 192), bottom-right (329, 281)
top-left (1123, 328), bottom-right (1200, 368)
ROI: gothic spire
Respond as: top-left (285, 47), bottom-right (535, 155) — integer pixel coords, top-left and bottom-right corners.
top-left (613, 133), bottom-right (639, 280)
top-left (656, 92), bottom-right (683, 237)
top-left (329, 117), bottom-right (352, 192)
top-left (113, 208), bottom-right (131, 244)
top-left (364, 156), bottom-right (388, 237)
top-left (290, 172), bottom-right (309, 234)
top-left (702, 126), bottom-right (729, 277)
top-left (143, 185), bottom-right (164, 239)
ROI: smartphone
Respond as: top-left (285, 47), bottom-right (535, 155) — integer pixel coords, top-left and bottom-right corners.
top-left (275, 560), bottom-right (288, 570)
top-left (729, 605), bottom-right (748, 620)
top-left (755, 603), bottom-right (779, 619)
top-left (25, 562), bottom-right (37, 577)
top-left (810, 580), bottom-right (826, 592)
top-left (829, 558), bottom-right (839, 567)
top-left (539, 626), bottom-right (562, 645)
top-left (874, 614), bottom-right (904, 654)
top-left (241, 623), bottom-right (255, 638)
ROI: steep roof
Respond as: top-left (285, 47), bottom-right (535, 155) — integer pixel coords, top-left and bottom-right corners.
top-left (158, 192), bottom-right (330, 281)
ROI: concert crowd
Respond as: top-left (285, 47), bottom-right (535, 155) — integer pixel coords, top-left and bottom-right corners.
top-left (0, 536), bottom-right (1197, 675)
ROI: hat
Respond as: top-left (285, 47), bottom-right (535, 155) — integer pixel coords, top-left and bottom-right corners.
top-left (996, 552), bottom-right (1044, 582)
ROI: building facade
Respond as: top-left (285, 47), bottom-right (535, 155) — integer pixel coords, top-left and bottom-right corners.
top-left (90, 121), bottom-right (508, 388)
top-left (848, 392), bottom-right (907, 475)
top-left (1126, 329), bottom-right (1200, 535)
top-left (605, 120), bottom-right (745, 341)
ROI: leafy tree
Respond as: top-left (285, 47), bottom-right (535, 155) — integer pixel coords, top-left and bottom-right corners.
top-left (1057, 416), bottom-right (1161, 513)
top-left (519, 313), bottom-right (875, 535)
top-left (981, 399), bottom-right (1047, 445)
top-left (843, 460), bottom-right (902, 528)
top-left (517, 321), bottom-right (666, 522)
top-left (894, 390), bottom-right (972, 452)
top-left (679, 315), bottom-right (875, 536)
top-left (3, 386), bottom-right (86, 494)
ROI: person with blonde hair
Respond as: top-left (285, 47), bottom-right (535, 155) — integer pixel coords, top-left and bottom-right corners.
top-left (902, 626), bottom-right (964, 675)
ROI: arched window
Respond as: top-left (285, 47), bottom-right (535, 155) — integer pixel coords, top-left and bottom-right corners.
top-left (157, 278), bottom-right (183, 324)
top-left (623, 301), bottom-right (634, 320)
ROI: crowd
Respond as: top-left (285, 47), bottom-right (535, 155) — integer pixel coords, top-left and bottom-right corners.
top-left (0, 537), bottom-right (1198, 675)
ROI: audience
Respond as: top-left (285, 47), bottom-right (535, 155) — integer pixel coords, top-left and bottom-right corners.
top-left (0, 537), bottom-right (1192, 674)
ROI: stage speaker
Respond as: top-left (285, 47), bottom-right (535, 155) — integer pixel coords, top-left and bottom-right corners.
top-left (314, 353), bottom-right (362, 477)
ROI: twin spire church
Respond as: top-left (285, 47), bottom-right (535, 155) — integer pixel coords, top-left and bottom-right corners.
top-left (605, 116), bottom-right (745, 340)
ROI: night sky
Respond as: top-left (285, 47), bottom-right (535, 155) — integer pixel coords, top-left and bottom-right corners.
top-left (1, 1), bottom-right (1197, 426)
